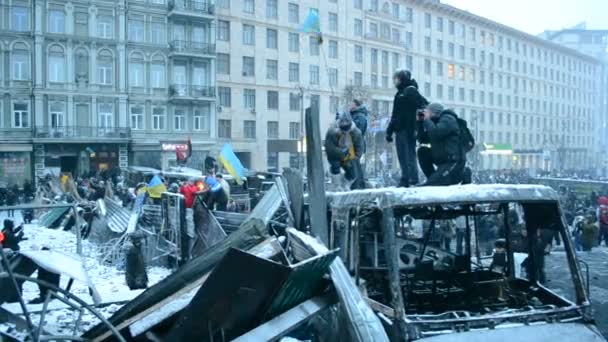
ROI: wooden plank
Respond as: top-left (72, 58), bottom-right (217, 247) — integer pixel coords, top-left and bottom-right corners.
top-left (381, 208), bottom-right (407, 339)
top-left (232, 294), bottom-right (335, 342)
top-left (304, 106), bottom-right (329, 244)
top-left (286, 228), bottom-right (389, 342)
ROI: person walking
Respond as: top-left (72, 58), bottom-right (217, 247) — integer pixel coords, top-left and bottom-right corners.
top-left (385, 70), bottom-right (428, 187)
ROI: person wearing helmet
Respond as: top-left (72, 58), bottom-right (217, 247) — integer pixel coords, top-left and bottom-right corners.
top-left (324, 112), bottom-right (365, 191)
top-left (386, 70), bottom-right (429, 187)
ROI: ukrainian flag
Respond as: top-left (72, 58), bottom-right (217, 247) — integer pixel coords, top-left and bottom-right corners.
top-left (218, 144), bottom-right (247, 185)
top-left (147, 175), bottom-right (167, 199)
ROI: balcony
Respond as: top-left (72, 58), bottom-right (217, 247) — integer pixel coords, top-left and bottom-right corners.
top-left (169, 84), bottom-right (215, 101)
top-left (169, 40), bottom-right (216, 57)
top-left (33, 126), bottom-right (131, 142)
top-left (168, 0), bottom-right (214, 19)
top-left (0, 128), bottom-right (32, 142)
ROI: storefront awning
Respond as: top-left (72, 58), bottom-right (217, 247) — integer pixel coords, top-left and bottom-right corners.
top-left (481, 143), bottom-right (513, 155)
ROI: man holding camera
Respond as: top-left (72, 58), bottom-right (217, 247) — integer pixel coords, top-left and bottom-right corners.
top-left (416, 103), bottom-right (466, 186)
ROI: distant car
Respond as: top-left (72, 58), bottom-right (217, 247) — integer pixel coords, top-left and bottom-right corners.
top-left (325, 184), bottom-right (605, 342)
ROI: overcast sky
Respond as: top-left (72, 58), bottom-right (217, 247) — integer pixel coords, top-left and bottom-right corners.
top-left (441, 0), bottom-right (607, 35)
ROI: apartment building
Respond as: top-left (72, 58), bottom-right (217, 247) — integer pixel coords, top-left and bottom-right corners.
top-left (0, 0), bottom-right (216, 186)
top-left (217, 0), bottom-right (604, 172)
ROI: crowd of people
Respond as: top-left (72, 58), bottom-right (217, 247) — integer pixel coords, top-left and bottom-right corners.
top-left (325, 69), bottom-right (473, 190)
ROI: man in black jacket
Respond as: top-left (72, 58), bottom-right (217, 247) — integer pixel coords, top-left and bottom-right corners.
top-left (386, 70), bottom-right (429, 187)
top-left (417, 103), bottom-right (465, 186)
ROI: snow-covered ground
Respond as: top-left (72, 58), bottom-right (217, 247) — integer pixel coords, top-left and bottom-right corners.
top-left (1, 210), bottom-right (171, 337)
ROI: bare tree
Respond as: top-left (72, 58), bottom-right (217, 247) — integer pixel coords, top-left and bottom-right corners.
top-left (342, 85), bottom-right (370, 107)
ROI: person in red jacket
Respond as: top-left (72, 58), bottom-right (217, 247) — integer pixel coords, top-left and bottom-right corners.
top-left (179, 179), bottom-right (199, 208)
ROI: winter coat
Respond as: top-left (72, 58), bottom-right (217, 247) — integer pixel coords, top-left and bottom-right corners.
top-left (417, 109), bottom-right (463, 165)
top-left (350, 106), bottom-right (369, 136)
top-left (581, 222), bottom-right (599, 250)
top-left (386, 82), bottom-right (428, 137)
top-left (179, 184), bottom-right (199, 208)
top-left (324, 122), bottom-right (364, 163)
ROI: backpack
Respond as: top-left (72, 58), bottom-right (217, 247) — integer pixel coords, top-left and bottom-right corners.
top-left (600, 205), bottom-right (608, 225)
top-left (445, 112), bottom-right (475, 153)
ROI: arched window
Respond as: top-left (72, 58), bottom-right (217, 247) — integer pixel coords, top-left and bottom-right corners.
top-left (48, 45), bottom-right (65, 82)
top-left (129, 52), bottom-right (145, 87)
top-left (97, 49), bottom-right (113, 85)
top-left (74, 47), bottom-right (89, 82)
top-left (12, 42), bottom-right (30, 81)
top-left (150, 54), bottom-right (166, 88)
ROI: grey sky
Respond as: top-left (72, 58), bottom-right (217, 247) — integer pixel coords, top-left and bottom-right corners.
top-left (441, 0), bottom-right (607, 35)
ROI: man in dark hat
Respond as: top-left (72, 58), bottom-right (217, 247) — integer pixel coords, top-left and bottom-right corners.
top-left (386, 70), bottom-right (428, 187)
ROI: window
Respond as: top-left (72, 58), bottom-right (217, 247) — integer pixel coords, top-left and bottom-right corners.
top-left (97, 50), bottom-right (113, 85)
top-left (448, 86), bottom-right (455, 100)
top-left (244, 89), bottom-right (256, 109)
top-left (436, 84), bottom-right (443, 98)
top-left (289, 63), bottom-right (299, 82)
top-left (354, 19), bottom-right (363, 36)
top-left (309, 36), bottom-right (320, 56)
top-left (458, 66), bottom-right (465, 80)
top-left (354, 0), bottom-right (362, 9)
top-left (406, 55), bottom-right (413, 70)
top-left (266, 28), bottom-right (278, 49)
top-left (97, 15), bottom-right (113, 38)
top-left (436, 17), bottom-right (443, 32)
top-left (129, 54), bottom-right (145, 87)
top-left (74, 12), bottom-right (88, 36)
top-left (330, 96), bottom-right (339, 113)
top-left (424, 13), bottom-right (431, 29)
top-left (129, 18), bottom-right (144, 42)
top-left (13, 102), bottom-right (29, 128)
top-left (449, 20), bottom-right (455, 34)
top-left (369, 22), bottom-right (378, 38)
top-left (392, 3), bottom-right (400, 18)
top-left (48, 10), bottom-right (65, 33)
top-left (266, 59), bottom-right (278, 80)
top-left (328, 13), bottom-right (338, 32)
top-left (288, 32), bottom-right (299, 52)
top-left (217, 20), bottom-right (230, 41)
top-left (405, 7), bottom-right (413, 22)
top-left (289, 93), bottom-right (301, 111)
top-left (194, 106), bottom-right (210, 132)
top-left (151, 21), bottom-right (166, 45)
top-left (11, 7), bottom-right (29, 31)
top-left (371, 48), bottom-right (378, 66)
top-left (289, 122), bottom-right (300, 139)
top-left (244, 0), bottom-right (255, 14)
top-left (424, 82), bottom-right (431, 96)
top-left (328, 68), bottom-right (338, 87)
top-left (242, 56), bottom-right (255, 76)
top-left (267, 121), bottom-right (279, 139)
top-left (448, 43), bottom-right (454, 57)
top-left (217, 53), bottom-right (230, 74)
top-left (354, 45), bottom-right (363, 63)
top-left (424, 36), bottom-right (431, 52)
top-left (448, 64), bottom-right (454, 78)
top-left (218, 119), bottom-right (232, 138)
top-left (244, 120), bottom-right (256, 139)
top-left (151, 59), bottom-right (166, 88)
top-left (459, 45), bottom-right (465, 59)
top-left (130, 105), bottom-right (144, 130)
top-left (99, 102), bottom-right (114, 128)
top-left (436, 62), bottom-right (443, 77)
top-left (152, 106), bottom-right (165, 130)
top-left (424, 59), bottom-right (431, 75)
top-left (218, 0), bottom-right (230, 9)
top-left (459, 87), bottom-right (465, 101)
top-left (218, 87), bottom-right (231, 107)
top-left (437, 40), bottom-right (443, 55)
top-left (354, 72), bottom-right (362, 86)
top-left (174, 108), bottom-right (186, 131)
top-left (328, 40), bottom-right (338, 58)
top-left (243, 24), bottom-right (255, 45)
top-left (288, 3), bottom-right (299, 23)
top-left (392, 28), bottom-right (400, 43)
top-left (267, 152), bottom-right (278, 172)
top-left (267, 90), bottom-right (279, 109)
top-left (12, 45), bottom-right (30, 81)
top-left (309, 65), bottom-right (319, 85)
top-left (266, 0), bottom-right (278, 18)
top-left (48, 45), bottom-right (65, 83)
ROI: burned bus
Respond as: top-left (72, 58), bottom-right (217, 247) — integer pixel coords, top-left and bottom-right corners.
top-left (326, 184), bottom-right (605, 341)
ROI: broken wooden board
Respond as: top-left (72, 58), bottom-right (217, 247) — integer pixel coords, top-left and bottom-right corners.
top-left (287, 228), bottom-right (390, 342)
top-left (164, 247), bottom-right (337, 341)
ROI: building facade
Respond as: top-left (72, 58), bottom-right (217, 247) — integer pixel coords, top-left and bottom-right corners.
top-left (0, 0), bottom-right (604, 186)
top-left (0, 0), bottom-right (216, 186)
top-left (216, 0), bottom-right (604, 173)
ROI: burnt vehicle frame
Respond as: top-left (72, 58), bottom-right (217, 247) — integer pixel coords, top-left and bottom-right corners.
top-left (326, 184), bottom-right (602, 341)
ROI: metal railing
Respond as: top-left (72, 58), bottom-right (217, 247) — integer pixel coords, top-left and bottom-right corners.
top-left (33, 126), bottom-right (131, 139)
top-left (170, 40), bottom-right (215, 54)
top-left (169, 84), bottom-right (215, 98)
top-left (169, 0), bottom-right (214, 14)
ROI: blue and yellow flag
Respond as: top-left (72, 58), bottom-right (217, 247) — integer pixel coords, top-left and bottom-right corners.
top-left (300, 9), bottom-right (321, 34)
top-left (218, 144), bottom-right (247, 185)
top-left (147, 175), bottom-right (167, 199)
